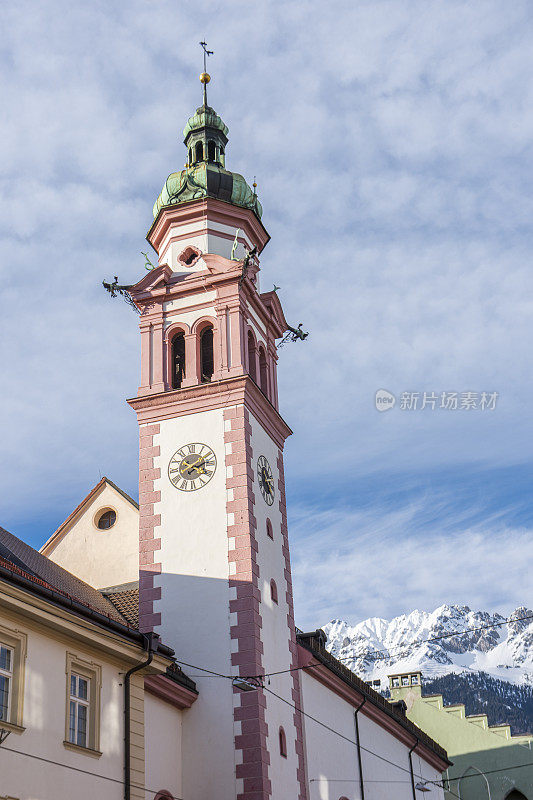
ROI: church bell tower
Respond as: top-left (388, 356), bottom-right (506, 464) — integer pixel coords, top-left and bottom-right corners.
top-left (127, 68), bottom-right (308, 800)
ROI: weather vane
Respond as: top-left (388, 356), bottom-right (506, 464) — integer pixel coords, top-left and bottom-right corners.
top-left (199, 40), bottom-right (213, 105)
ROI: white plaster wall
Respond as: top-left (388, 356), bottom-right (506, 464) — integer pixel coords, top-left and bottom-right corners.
top-left (158, 219), bottom-right (253, 270)
top-left (160, 233), bottom-right (209, 272)
top-left (0, 614), bottom-right (124, 800)
top-left (301, 673), bottom-right (359, 800)
top-left (163, 291), bottom-right (217, 314)
top-left (144, 693), bottom-right (182, 800)
top-left (152, 409), bottom-right (236, 800)
top-left (163, 306), bottom-right (216, 332)
top-left (249, 413), bottom-right (301, 799)
top-left (44, 483), bottom-right (139, 590)
top-left (300, 673), bottom-right (445, 800)
top-left (159, 220), bottom-right (207, 254)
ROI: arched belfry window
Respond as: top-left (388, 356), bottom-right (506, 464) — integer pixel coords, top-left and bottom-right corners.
top-left (200, 326), bottom-right (214, 383)
top-left (258, 346), bottom-right (268, 396)
top-left (171, 333), bottom-right (185, 389)
top-left (207, 140), bottom-right (216, 161)
top-left (195, 141), bottom-right (203, 163)
top-left (188, 147), bottom-right (193, 166)
top-left (220, 145), bottom-right (225, 166)
top-left (247, 331), bottom-right (257, 383)
top-left (279, 727), bottom-right (287, 758)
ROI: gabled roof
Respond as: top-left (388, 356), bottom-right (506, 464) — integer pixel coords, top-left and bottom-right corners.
top-left (129, 263), bottom-right (173, 295)
top-left (40, 476), bottom-right (138, 555)
top-left (259, 289), bottom-right (288, 338)
top-left (0, 525), bottom-right (129, 624)
top-left (297, 629), bottom-right (451, 767)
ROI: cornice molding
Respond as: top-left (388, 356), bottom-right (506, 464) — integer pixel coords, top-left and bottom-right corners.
top-left (128, 375), bottom-right (292, 448)
top-left (147, 197), bottom-right (270, 254)
top-left (144, 674), bottom-right (198, 710)
top-left (298, 645), bottom-right (450, 773)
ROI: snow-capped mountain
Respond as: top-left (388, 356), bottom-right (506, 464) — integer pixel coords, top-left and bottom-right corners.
top-left (323, 604), bottom-right (533, 688)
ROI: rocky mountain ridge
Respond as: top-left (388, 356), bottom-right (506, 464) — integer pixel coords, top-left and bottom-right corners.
top-left (323, 604), bottom-right (533, 688)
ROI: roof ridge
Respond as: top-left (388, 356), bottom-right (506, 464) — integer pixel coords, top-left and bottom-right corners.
top-left (40, 477), bottom-right (138, 554)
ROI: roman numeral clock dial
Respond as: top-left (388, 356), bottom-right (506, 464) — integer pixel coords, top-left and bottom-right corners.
top-left (168, 443), bottom-right (217, 492)
top-left (257, 455), bottom-right (275, 506)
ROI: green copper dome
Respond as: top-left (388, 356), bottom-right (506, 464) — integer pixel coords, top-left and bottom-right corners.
top-left (153, 96), bottom-right (262, 220)
top-left (153, 162), bottom-right (262, 219)
top-left (183, 105), bottom-right (229, 140)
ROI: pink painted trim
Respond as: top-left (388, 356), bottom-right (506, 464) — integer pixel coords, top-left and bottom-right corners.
top-left (144, 674), bottom-right (197, 709)
top-left (277, 451), bottom-right (309, 800)
top-left (191, 315), bottom-right (221, 383)
top-left (246, 326), bottom-right (259, 384)
top-left (138, 423), bottom-right (162, 633)
top-left (225, 406), bottom-right (271, 800)
top-left (177, 245), bottom-right (201, 269)
top-left (147, 197), bottom-right (270, 256)
top-left (164, 322), bottom-right (191, 390)
top-left (128, 376), bottom-right (292, 450)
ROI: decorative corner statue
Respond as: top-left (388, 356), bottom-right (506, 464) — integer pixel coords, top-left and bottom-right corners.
top-left (279, 323), bottom-right (309, 348)
top-left (102, 277), bottom-right (139, 314)
top-left (239, 245), bottom-right (258, 286)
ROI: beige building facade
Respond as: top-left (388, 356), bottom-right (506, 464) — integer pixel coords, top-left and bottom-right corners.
top-left (0, 524), bottom-right (197, 800)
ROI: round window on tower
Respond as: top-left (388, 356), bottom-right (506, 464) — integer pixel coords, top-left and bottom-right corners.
top-left (95, 508), bottom-right (117, 530)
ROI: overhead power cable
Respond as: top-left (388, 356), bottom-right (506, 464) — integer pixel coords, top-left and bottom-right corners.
top-left (0, 742), bottom-right (185, 798)
top-left (262, 683), bottom-right (461, 799)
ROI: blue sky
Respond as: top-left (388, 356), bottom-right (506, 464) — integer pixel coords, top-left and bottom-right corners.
top-left (1, 1), bottom-right (532, 630)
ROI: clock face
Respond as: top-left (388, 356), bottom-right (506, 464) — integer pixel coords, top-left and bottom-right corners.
top-left (168, 443), bottom-right (217, 492)
top-left (257, 455), bottom-right (275, 506)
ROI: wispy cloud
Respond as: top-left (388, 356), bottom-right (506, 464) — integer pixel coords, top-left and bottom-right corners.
top-left (290, 486), bottom-right (533, 629)
top-left (0, 1), bottom-right (532, 622)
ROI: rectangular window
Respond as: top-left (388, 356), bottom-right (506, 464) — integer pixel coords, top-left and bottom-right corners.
top-left (401, 676), bottom-right (410, 686)
top-left (0, 644), bottom-right (13, 722)
top-left (69, 673), bottom-right (90, 747)
top-left (65, 653), bottom-right (102, 754)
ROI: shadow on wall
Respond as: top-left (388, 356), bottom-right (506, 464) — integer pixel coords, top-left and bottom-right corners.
top-left (138, 569), bottom-right (290, 676)
top-left (446, 746), bottom-right (533, 800)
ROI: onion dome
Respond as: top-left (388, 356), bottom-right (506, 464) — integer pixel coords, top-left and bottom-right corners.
top-left (153, 76), bottom-right (262, 220)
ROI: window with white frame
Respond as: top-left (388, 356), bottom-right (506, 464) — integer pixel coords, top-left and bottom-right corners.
top-left (0, 644), bottom-right (14, 722)
top-left (69, 673), bottom-right (90, 747)
top-left (64, 653), bottom-right (102, 754)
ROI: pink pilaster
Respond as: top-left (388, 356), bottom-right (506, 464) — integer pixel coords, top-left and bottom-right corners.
top-left (138, 322), bottom-right (151, 396)
top-left (138, 423), bottom-right (162, 633)
top-left (181, 332), bottom-right (198, 387)
top-left (226, 405), bottom-right (272, 800)
top-left (151, 320), bottom-right (165, 393)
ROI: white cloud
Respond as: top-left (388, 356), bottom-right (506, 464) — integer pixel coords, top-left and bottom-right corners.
top-left (0, 0), bottom-right (531, 625)
top-left (290, 498), bottom-right (533, 629)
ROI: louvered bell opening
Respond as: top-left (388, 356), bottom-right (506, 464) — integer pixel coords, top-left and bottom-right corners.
top-left (200, 327), bottom-right (214, 383)
top-left (171, 333), bottom-right (186, 389)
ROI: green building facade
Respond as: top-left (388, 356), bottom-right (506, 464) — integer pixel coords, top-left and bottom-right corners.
top-left (389, 671), bottom-right (533, 800)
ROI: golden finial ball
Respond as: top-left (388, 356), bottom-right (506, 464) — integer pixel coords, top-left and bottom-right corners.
top-left (200, 72), bottom-right (211, 84)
